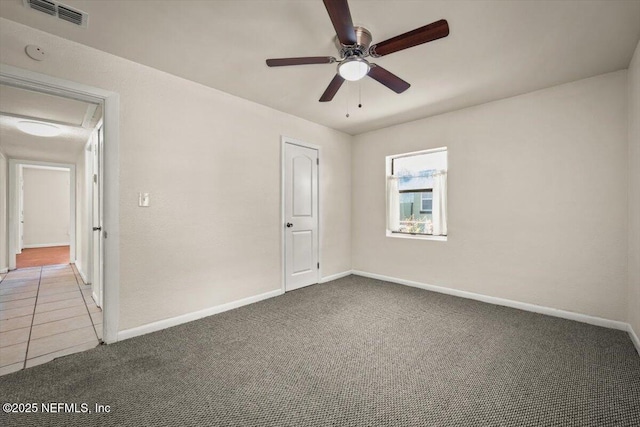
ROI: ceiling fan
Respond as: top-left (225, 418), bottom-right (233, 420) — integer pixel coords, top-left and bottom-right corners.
top-left (265, 0), bottom-right (449, 102)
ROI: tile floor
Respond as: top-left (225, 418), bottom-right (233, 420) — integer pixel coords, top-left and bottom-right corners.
top-left (0, 264), bottom-right (102, 376)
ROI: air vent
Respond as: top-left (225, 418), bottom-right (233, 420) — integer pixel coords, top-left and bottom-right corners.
top-left (27, 0), bottom-right (55, 15)
top-left (23, 0), bottom-right (88, 27)
top-left (57, 5), bottom-right (83, 26)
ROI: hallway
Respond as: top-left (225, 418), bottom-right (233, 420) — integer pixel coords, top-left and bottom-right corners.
top-left (0, 264), bottom-right (102, 376)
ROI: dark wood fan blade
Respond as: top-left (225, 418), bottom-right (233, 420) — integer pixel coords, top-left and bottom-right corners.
top-left (266, 57), bottom-right (336, 67)
top-left (323, 0), bottom-right (357, 45)
top-left (368, 64), bottom-right (410, 93)
top-left (369, 19), bottom-right (449, 57)
top-left (319, 74), bottom-right (345, 102)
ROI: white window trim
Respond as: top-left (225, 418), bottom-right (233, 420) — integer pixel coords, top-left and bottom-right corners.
top-left (386, 231), bottom-right (447, 241)
top-left (385, 147), bottom-right (448, 242)
top-left (420, 191), bottom-right (433, 213)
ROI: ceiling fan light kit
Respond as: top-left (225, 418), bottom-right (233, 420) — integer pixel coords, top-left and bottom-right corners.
top-left (338, 57), bottom-right (370, 81)
top-left (266, 0), bottom-right (449, 103)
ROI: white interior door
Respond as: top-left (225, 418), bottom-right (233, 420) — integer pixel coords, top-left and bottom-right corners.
top-left (91, 126), bottom-right (104, 307)
top-left (284, 142), bottom-right (319, 291)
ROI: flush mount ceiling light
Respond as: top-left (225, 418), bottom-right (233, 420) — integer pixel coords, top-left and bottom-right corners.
top-left (16, 120), bottom-right (62, 137)
top-left (337, 57), bottom-right (370, 81)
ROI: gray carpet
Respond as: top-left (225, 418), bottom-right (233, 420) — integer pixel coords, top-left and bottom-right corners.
top-left (1, 275), bottom-right (639, 426)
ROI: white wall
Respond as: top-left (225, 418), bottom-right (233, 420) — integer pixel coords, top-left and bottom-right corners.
top-left (1, 17), bottom-right (633, 337)
top-left (0, 18), bottom-right (352, 331)
top-left (352, 71), bottom-right (628, 322)
top-left (628, 40), bottom-right (640, 336)
top-left (0, 150), bottom-right (7, 272)
top-left (22, 167), bottom-right (70, 247)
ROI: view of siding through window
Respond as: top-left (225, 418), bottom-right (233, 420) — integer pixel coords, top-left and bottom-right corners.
top-left (389, 149), bottom-right (447, 236)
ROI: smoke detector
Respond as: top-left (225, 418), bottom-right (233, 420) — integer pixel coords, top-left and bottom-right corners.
top-left (23, 0), bottom-right (88, 28)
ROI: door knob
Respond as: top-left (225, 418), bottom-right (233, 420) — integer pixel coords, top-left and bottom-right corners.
top-left (286, 223), bottom-right (293, 228)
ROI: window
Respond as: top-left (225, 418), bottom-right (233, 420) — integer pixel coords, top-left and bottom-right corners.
top-left (420, 191), bottom-right (433, 214)
top-left (386, 148), bottom-right (447, 239)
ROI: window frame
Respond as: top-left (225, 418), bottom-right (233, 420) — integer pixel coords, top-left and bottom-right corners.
top-left (386, 147), bottom-right (447, 242)
top-left (420, 190), bottom-right (433, 214)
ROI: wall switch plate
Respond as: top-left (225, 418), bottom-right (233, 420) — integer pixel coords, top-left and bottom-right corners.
top-left (138, 192), bottom-right (150, 207)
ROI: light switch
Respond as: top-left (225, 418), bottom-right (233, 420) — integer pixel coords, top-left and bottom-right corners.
top-left (138, 192), bottom-right (150, 207)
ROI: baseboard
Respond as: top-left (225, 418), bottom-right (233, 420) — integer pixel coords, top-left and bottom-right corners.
top-left (91, 291), bottom-right (100, 307)
top-left (23, 243), bottom-right (70, 249)
top-left (0, 267), bottom-right (7, 274)
top-left (117, 288), bottom-right (284, 342)
top-left (629, 324), bottom-right (640, 356)
top-left (352, 270), bottom-right (629, 331)
top-left (74, 262), bottom-right (89, 285)
top-left (319, 270), bottom-right (353, 284)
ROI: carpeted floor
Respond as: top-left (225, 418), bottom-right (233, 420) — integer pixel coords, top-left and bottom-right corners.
top-left (1, 275), bottom-right (639, 426)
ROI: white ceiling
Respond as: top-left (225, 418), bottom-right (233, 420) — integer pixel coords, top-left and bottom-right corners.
top-left (0, 84), bottom-right (100, 163)
top-left (1, 0), bottom-right (639, 135)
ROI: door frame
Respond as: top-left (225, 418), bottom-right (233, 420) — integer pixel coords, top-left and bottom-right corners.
top-left (18, 164), bottom-right (23, 253)
top-left (280, 136), bottom-right (321, 292)
top-left (89, 123), bottom-right (104, 308)
top-left (0, 63), bottom-right (120, 344)
top-left (10, 161), bottom-right (76, 258)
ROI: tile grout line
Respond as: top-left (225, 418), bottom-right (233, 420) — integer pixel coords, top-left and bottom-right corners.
top-left (20, 266), bottom-right (99, 367)
top-left (29, 322), bottom-right (96, 343)
top-left (25, 339), bottom-right (98, 366)
top-left (22, 266), bottom-right (44, 370)
top-left (31, 310), bottom-right (94, 327)
top-left (0, 293), bottom-right (39, 304)
top-left (71, 264), bottom-right (101, 343)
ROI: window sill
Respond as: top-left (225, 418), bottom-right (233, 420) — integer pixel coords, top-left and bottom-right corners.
top-left (386, 231), bottom-right (447, 241)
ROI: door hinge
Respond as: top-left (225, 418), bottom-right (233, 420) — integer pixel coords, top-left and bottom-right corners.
top-left (317, 262), bottom-right (320, 269)
top-left (316, 158), bottom-right (319, 165)
top-left (93, 174), bottom-right (97, 183)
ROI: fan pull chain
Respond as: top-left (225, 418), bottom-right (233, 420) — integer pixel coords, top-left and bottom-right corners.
top-left (358, 80), bottom-right (362, 108)
top-left (346, 83), bottom-right (350, 118)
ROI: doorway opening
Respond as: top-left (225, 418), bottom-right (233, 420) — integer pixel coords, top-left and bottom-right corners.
top-left (16, 163), bottom-right (74, 269)
top-left (0, 64), bottom-right (119, 374)
top-left (0, 82), bottom-right (103, 373)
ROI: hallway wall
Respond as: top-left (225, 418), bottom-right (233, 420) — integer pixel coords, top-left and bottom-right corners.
top-left (0, 151), bottom-right (7, 273)
top-left (22, 167), bottom-right (70, 248)
top-left (627, 40), bottom-right (640, 338)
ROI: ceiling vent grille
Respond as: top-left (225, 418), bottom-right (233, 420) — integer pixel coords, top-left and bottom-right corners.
top-left (57, 5), bottom-right (83, 26)
top-left (23, 0), bottom-right (88, 27)
top-left (27, 0), bottom-right (55, 15)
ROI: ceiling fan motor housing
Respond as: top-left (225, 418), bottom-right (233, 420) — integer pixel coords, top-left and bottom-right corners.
top-left (335, 26), bottom-right (372, 58)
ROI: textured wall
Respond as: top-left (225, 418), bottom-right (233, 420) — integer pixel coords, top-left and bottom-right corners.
top-left (352, 71), bottom-right (628, 321)
top-left (628, 40), bottom-right (640, 336)
top-left (0, 151), bottom-right (7, 272)
top-left (0, 18), bottom-right (352, 331)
